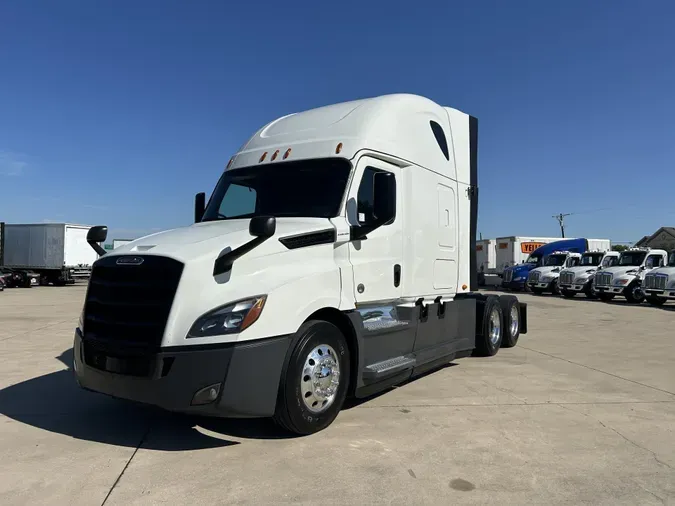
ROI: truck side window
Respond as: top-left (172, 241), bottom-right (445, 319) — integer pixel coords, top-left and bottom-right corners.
top-left (646, 255), bottom-right (663, 268)
top-left (357, 167), bottom-right (395, 225)
top-left (218, 183), bottom-right (257, 218)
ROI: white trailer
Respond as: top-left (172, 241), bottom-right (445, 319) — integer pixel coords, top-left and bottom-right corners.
top-left (476, 239), bottom-right (496, 274)
top-left (495, 236), bottom-right (561, 275)
top-left (3, 223), bottom-right (99, 285)
top-left (74, 93), bottom-right (529, 435)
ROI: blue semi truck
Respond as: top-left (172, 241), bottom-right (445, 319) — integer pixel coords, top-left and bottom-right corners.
top-left (501, 238), bottom-right (610, 291)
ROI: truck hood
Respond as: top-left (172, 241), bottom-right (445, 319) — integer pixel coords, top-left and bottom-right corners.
top-left (109, 218), bottom-right (332, 264)
top-left (560, 266), bottom-right (598, 275)
top-left (531, 266), bottom-right (563, 277)
top-left (509, 264), bottom-right (536, 276)
top-left (96, 217), bottom-right (343, 347)
top-left (600, 266), bottom-right (641, 277)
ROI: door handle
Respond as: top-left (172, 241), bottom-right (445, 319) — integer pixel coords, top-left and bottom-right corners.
top-left (394, 264), bottom-right (401, 287)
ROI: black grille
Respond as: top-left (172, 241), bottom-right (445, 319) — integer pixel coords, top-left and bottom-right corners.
top-left (83, 255), bottom-right (184, 349)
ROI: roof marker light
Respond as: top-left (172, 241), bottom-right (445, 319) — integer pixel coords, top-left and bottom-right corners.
top-left (271, 150), bottom-right (279, 161)
top-left (283, 148), bottom-right (291, 160)
top-left (226, 157), bottom-right (234, 169)
top-left (259, 152), bottom-right (267, 163)
top-left (336, 142), bottom-right (343, 154)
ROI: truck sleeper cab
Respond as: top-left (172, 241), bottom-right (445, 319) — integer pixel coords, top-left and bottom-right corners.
top-left (73, 94), bottom-right (528, 435)
top-left (642, 250), bottom-right (675, 306)
top-left (592, 247), bottom-right (669, 303)
top-left (558, 250), bottom-right (620, 298)
top-left (526, 251), bottom-right (581, 295)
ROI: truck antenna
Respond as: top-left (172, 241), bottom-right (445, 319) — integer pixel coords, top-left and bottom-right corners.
top-left (552, 213), bottom-right (572, 238)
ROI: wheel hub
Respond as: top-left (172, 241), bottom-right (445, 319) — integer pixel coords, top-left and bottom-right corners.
top-left (300, 345), bottom-right (340, 413)
top-left (509, 305), bottom-right (519, 336)
top-left (489, 308), bottom-right (501, 346)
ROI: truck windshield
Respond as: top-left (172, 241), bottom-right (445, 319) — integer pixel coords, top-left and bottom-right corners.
top-left (618, 251), bottom-right (646, 266)
top-left (202, 158), bottom-right (351, 221)
top-left (580, 253), bottom-right (603, 266)
top-left (545, 254), bottom-right (567, 266)
top-left (525, 254), bottom-right (542, 265)
top-left (668, 251), bottom-right (675, 267)
top-left (602, 255), bottom-right (619, 267)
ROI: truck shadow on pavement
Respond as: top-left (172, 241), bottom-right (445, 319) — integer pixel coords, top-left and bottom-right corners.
top-left (0, 348), bottom-right (296, 451)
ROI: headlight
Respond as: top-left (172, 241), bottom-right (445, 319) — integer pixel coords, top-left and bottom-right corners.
top-left (188, 295), bottom-right (267, 338)
top-left (576, 277), bottom-right (588, 283)
top-left (514, 276), bottom-right (524, 281)
top-left (615, 279), bottom-right (629, 285)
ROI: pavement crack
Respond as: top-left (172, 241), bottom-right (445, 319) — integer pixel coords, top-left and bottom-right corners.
top-left (519, 346), bottom-right (675, 398)
top-left (558, 404), bottom-right (674, 472)
top-left (0, 319), bottom-right (73, 342)
top-left (101, 425), bottom-right (151, 505)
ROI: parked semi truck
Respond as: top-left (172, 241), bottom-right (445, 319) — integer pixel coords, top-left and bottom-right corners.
top-left (3, 223), bottom-right (99, 285)
top-left (526, 250), bottom-right (582, 295)
top-left (74, 93), bottom-right (529, 435)
top-left (642, 250), bottom-right (675, 306)
top-left (495, 236), bottom-right (560, 276)
top-left (501, 238), bottom-right (610, 291)
top-left (558, 250), bottom-right (620, 298)
top-left (592, 247), bottom-right (668, 303)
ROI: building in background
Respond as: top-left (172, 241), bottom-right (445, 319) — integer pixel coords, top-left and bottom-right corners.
top-left (634, 227), bottom-right (675, 251)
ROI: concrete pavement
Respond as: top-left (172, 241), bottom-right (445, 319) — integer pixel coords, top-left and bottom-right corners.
top-left (0, 285), bottom-right (673, 505)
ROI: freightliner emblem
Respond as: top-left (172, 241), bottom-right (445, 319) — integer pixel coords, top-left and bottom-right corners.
top-left (116, 256), bottom-right (144, 266)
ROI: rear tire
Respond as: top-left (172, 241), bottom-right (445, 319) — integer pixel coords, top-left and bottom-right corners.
top-left (273, 320), bottom-right (350, 435)
top-left (561, 289), bottom-right (575, 298)
top-left (474, 296), bottom-right (503, 357)
top-left (646, 296), bottom-right (666, 306)
top-left (499, 296), bottom-right (520, 348)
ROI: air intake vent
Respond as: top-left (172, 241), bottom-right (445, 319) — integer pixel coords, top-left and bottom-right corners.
top-left (279, 229), bottom-right (336, 250)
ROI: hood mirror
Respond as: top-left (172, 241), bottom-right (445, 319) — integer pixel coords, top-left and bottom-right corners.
top-left (249, 216), bottom-right (276, 238)
top-left (87, 226), bottom-right (108, 257)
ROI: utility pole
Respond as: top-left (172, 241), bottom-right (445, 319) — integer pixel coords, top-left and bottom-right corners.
top-left (553, 213), bottom-right (572, 238)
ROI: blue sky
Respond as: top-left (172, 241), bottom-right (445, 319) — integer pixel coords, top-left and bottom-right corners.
top-left (1, 0), bottom-right (674, 244)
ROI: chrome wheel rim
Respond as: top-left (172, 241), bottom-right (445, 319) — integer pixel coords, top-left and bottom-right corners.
top-left (300, 344), bottom-right (340, 413)
top-left (489, 308), bottom-right (501, 346)
top-left (509, 305), bottom-right (519, 336)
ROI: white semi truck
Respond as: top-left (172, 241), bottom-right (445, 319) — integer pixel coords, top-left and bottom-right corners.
top-left (592, 247), bottom-right (669, 303)
top-left (526, 251), bottom-right (582, 295)
top-left (558, 250), bottom-right (620, 298)
top-left (74, 94), bottom-right (529, 435)
top-left (642, 250), bottom-right (675, 306)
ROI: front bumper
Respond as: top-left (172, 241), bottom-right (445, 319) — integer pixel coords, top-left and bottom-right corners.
top-left (644, 289), bottom-right (675, 299)
top-left (74, 329), bottom-right (291, 418)
top-left (593, 285), bottom-right (628, 295)
top-left (559, 280), bottom-right (591, 292)
top-left (527, 280), bottom-right (555, 290)
top-left (501, 279), bottom-right (527, 290)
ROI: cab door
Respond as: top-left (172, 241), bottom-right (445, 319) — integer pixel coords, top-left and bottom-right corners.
top-left (346, 156), bottom-right (403, 305)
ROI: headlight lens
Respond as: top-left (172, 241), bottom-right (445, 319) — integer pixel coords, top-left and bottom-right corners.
top-left (188, 295), bottom-right (266, 338)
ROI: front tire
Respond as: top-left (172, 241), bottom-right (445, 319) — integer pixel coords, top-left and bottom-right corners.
top-left (598, 293), bottom-right (615, 302)
top-left (561, 289), bottom-right (576, 298)
top-left (646, 296), bottom-right (667, 306)
top-left (531, 287), bottom-right (544, 295)
top-left (274, 320), bottom-right (350, 435)
top-left (624, 282), bottom-right (645, 304)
